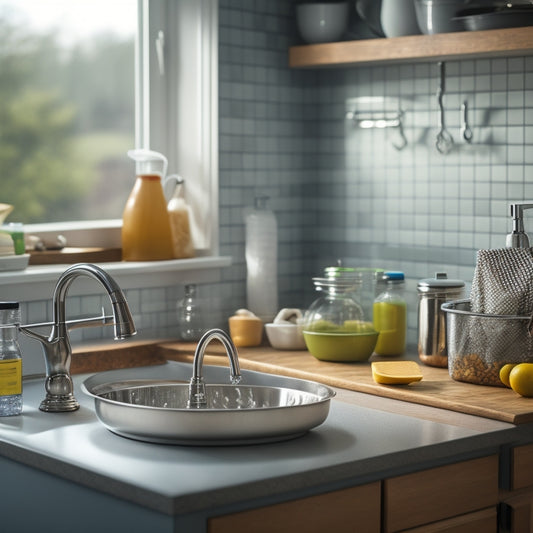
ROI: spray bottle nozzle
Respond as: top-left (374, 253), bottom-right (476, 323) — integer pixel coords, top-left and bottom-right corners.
top-left (127, 149), bottom-right (168, 179)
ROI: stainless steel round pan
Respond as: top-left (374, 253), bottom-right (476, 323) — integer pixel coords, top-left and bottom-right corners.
top-left (454, 6), bottom-right (533, 30)
top-left (82, 376), bottom-right (335, 446)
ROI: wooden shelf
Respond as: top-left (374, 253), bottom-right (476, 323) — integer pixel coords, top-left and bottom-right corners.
top-left (289, 26), bottom-right (533, 68)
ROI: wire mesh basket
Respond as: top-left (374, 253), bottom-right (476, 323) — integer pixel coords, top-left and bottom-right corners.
top-left (442, 299), bottom-right (533, 386)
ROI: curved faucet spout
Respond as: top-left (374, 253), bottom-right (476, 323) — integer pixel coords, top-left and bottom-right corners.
top-left (19, 263), bottom-right (137, 413)
top-left (52, 264), bottom-right (136, 340)
top-left (188, 328), bottom-right (242, 407)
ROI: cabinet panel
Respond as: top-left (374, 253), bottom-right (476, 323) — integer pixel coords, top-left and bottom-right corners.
top-left (501, 492), bottom-right (533, 533)
top-left (384, 455), bottom-right (499, 533)
top-left (511, 443), bottom-right (533, 491)
top-left (403, 507), bottom-right (497, 533)
top-left (208, 481), bottom-right (381, 533)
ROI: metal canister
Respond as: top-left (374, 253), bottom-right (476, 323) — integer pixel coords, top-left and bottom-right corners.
top-left (417, 273), bottom-right (465, 368)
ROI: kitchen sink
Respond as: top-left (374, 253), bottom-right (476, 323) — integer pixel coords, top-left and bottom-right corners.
top-left (82, 341), bottom-right (335, 446)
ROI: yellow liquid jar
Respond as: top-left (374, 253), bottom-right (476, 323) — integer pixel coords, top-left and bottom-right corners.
top-left (373, 301), bottom-right (407, 356)
top-left (373, 272), bottom-right (407, 356)
top-left (122, 174), bottom-right (175, 261)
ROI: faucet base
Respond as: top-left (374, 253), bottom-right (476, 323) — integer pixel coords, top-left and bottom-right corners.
top-left (39, 394), bottom-right (80, 413)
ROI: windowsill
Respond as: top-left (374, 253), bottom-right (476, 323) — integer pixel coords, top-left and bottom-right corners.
top-left (0, 255), bottom-right (232, 301)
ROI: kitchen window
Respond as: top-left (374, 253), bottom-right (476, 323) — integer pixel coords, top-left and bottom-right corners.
top-left (0, 0), bottom-right (218, 257)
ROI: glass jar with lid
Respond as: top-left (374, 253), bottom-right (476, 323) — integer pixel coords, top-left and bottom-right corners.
top-left (373, 271), bottom-right (407, 357)
top-left (323, 266), bottom-right (362, 313)
top-left (302, 276), bottom-right (378, 362)
top-left (324, 265), bottom-right (386, 322)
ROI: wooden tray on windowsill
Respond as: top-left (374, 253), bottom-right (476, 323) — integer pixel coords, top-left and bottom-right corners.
top-left (28, 247), bottom-right (122, 265)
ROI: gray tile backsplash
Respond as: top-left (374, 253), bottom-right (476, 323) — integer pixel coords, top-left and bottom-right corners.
top-left (217, 0), bottom-right (533, 345)
top-left (18, 0), bottom-right (533, 355)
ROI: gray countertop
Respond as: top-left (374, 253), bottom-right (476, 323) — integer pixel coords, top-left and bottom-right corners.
top-left (0, 361), bottom-right (526, 516)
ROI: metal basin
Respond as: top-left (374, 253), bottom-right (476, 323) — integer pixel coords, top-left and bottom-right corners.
top-left (82, 363), bottom-right (335, 446)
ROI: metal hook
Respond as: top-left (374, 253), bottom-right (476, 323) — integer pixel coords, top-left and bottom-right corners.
top-left (461, 100), bottom-right (473, 143)
top-left (392, 115), bottom-right (408, 151)
top-left (436, 62), bottom-right (454, 155)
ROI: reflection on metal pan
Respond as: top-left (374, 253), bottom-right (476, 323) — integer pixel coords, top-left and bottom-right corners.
top-left (82, 377), bottom-right (335, 446)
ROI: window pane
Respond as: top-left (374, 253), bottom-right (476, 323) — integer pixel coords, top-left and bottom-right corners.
top-left (0, 0), bottom-right (136, 223)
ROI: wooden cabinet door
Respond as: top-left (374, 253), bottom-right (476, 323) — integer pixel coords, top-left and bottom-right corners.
top-left (500, 443), bottom-right (533, 532)
top-left (500, 492), bottom-right (533, 533)
top-left (383, 455), bottom-right (499, 532)
top-left (511, 443), bottom-right (533, 491)
top-left (402, 507), bottom-right (497, 533)
top-left (208, 481), bottom-right (381, 533)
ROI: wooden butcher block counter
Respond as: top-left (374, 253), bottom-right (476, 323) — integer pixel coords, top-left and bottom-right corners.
top-left (158, 341), bottom-right (533, 425)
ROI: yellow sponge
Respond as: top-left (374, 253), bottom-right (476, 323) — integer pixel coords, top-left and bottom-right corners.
top-left (371, 361), bottom-right (423, 385)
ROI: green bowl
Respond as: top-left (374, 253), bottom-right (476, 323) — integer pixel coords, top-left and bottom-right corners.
top-left (303, 330), bottom-right (379, 362)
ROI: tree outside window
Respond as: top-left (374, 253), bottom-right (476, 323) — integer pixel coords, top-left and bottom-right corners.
top-left (0, 1), bottom-right (136, 223)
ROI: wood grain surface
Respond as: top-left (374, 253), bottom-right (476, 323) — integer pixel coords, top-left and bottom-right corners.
top-left (159, 342), bottom-right (533, 425)
top-left (289, 26), bottom-right (533, 68)
top-left (29, 247), bottom-right (122, 265)
top-left (72, 340), bottom-right (167, 374)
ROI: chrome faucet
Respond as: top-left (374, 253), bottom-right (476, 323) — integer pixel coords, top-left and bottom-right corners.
top-left (188, 328), bottom-right (242, 407)
top-left (506, 203), bottom-right (533, 248)
top-left (19, 263), bottom-right (136, 413)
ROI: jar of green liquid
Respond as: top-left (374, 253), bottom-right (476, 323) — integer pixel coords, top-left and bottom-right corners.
top-left (373, 272), bottom-right (407, 356)
top-left (303, 276), bottom-right (378, 362)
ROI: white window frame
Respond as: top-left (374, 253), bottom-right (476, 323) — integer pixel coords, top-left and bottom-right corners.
top-left (0, 0), bottom-right (226, 300)
top-left (141, 0), bottom-right (219, 255)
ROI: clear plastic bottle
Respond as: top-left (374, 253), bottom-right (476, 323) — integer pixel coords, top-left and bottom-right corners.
top-left (166, 175), bottom-right (195, 259)
top-left (177, 284), bottom-right (204, 341)
top-left (373, 272), bottom-right (407, 356)
top-left (244, 196), bottom-right (278, 322)
top-left (0, 301), bottom-right (23, 416)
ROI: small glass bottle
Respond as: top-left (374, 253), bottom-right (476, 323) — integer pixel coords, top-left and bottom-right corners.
top-left (373, 272), bottom-right (407, 356)
top-left (0, 301), bottom-right (23, 416)
top-left (177, 284), bottom-right (204, 341)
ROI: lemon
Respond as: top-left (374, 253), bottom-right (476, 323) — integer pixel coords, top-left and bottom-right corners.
top-left (499, 364), bottom-right (516, 388)
top-left (509, 363), bottom-right (533, 397)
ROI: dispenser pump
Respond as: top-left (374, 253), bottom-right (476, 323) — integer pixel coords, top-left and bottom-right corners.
top-left (506, 203), bottom-right (533, 249)
top-left (127, 149), bottom-right (168, 178)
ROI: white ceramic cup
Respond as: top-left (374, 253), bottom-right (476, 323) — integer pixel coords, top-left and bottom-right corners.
top-left (381, 0), bottom-right (421, 37)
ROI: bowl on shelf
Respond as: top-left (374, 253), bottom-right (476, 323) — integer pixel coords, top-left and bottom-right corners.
top-left (414, 0), bottom-right (470, 34)
top-left (296, 2), bottom-right (350, 44)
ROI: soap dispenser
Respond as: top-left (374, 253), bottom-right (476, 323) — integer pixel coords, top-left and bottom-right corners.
top-left (122, 149), bottom-right (175, 261)
top-left (506, 203), bottom-right (533, 248)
